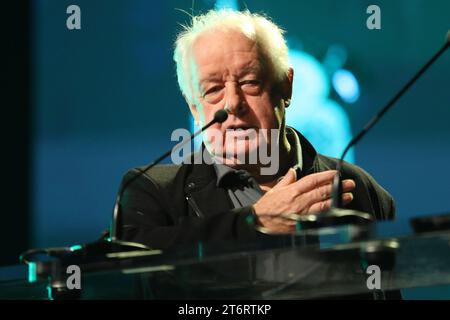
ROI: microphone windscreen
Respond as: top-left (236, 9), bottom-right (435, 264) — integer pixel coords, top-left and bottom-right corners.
top-left (213, 109), bottom-right (228, 123)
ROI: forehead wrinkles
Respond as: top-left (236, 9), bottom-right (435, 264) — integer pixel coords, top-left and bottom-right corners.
top-left (189, 31), bottom-right (262, 88)
top-left (196, 36), bottom-right (257, 61)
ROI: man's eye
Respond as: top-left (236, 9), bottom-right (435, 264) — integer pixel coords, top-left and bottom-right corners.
top-left (204, 86), bottom-right (223, 96)
top-left (240, 80), bottom-right (261, 87)
top-left (240, 80), bottom-right (262, 95)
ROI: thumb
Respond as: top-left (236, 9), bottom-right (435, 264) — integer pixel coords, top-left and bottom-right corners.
top-left (273, 168), bottom-right (297, 189)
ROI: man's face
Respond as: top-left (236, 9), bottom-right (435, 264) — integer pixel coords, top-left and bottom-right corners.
top-left (189, 30), bottom-right (290, 166)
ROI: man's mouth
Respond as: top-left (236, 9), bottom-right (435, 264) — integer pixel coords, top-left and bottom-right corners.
top-left (225, 125), bottom-right (259, 139)
top-left (226, 124), bottom-right (258, 130)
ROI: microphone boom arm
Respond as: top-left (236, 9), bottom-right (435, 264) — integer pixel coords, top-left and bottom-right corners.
top-left (110, 109), bottom-right (228, 240)
top-left (332, 37), bottom-right (449, 208)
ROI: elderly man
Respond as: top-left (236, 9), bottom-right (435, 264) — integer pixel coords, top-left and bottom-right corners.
top-left (117, 10), bottom-right (395, 249)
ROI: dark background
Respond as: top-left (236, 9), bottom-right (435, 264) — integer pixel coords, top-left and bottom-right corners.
top-left (1, 0), bottom-right (449, 298)
top-left (2, 1), bottom-right (30, 270)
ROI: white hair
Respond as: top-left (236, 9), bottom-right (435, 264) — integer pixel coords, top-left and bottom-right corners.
top-left (173, 9), bottom-right (290, 105)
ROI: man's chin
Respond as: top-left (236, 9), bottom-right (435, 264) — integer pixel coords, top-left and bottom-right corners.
top-left (214, 146), bottom-right (259, 166)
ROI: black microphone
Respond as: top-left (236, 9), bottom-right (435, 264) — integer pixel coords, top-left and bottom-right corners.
top-left (110, 109), bottom-right (229, 240)
top-left (330, 33), bottom-right (449, 209)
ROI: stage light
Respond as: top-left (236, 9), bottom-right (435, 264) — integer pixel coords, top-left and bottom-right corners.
top-left (287, 49), bottom-right (355, 163)
top-left (332, 69), bottom-right (360, 104)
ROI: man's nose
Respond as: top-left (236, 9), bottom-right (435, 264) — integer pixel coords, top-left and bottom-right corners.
top-left (224, 84), bottom-right (247, 117)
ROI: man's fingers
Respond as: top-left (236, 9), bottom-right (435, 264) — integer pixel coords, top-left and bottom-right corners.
top-left (273, 168), bottom-right (297, 189)
top-left (307, 192), bottom-right (354, 214)
top-left (342, 192), bottom-right (354, 204)
top-left (301, 179), bottom-right (356, 206)
top-left (294, 170), bottom-right (337, 193)
top-left (308, 198), bottom-right (332, 214)
top-left (342, 179), bottom-right (356, 191)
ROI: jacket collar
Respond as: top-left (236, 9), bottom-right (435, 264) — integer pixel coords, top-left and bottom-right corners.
top-left (291, 127), bottom-right (320, 178)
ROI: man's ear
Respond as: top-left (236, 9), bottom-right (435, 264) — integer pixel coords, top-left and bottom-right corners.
top-left (283, 68), bottom-right (294, 108)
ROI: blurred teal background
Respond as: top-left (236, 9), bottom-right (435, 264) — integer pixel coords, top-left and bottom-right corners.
top-left (31, 0), bottom-right (449, 298)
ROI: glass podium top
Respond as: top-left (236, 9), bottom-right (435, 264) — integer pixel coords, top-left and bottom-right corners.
top-left (2, 222), bottom-right (450, 299)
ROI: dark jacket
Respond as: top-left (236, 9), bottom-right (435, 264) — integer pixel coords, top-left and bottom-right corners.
top-left (117, 131), bottom-right (395, 249)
